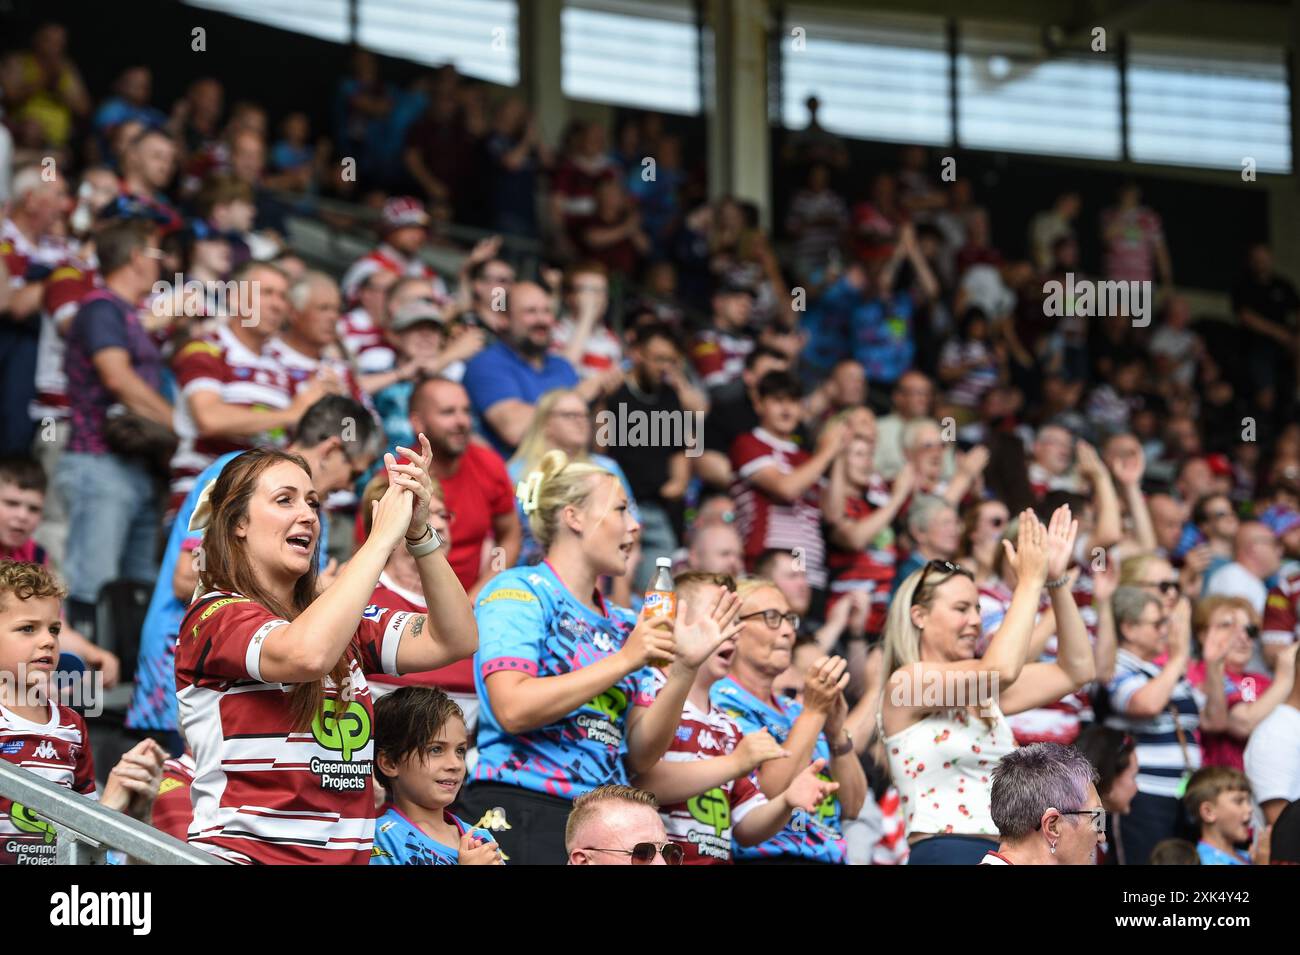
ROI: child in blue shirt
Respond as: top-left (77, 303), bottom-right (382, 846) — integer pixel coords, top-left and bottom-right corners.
top-left (1185, 766), bottom-right (1256, 865)
top-left (371, 687), bottom-right (503, 865)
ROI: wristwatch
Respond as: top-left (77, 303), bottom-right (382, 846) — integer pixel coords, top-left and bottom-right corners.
top-left (405, 524), bottom-right (443, 558)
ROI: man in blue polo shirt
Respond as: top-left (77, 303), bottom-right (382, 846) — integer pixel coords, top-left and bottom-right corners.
top-left (463, 281), bottom-right (604, 457)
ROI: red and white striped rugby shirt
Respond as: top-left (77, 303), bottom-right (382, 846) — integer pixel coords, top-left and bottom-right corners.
top-left (176, 592), bottom-right (409, 865)
top-left (0, 701), bottom-right (97, 865)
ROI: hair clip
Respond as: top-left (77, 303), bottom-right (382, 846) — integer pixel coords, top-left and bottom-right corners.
top-left (187, 477), bottom-right (218, 534)
top-left (516, 470), bottom-right (544, 515)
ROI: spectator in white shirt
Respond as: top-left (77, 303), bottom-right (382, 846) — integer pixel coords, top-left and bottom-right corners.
top-left (1205, 521), bottom-right (1282, 615)
top-left (1243, 652), bottom-right (1300, 827)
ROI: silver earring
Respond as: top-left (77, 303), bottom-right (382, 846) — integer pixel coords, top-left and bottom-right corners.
top-left (1049, 842), bottom-right (1057, 854)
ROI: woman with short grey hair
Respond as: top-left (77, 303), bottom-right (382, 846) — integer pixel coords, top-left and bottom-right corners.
top-left (1102, 585), bottom-right (1227, 865)
top-left (981, 742), bottom-right (1105, 864)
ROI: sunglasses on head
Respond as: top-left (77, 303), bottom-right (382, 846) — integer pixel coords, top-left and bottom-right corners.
top-left (911, 560), bottom-right (974, 606)
top-left (1146, 581), bottom-right (1181, 596)
top-left (582, 842), bottom-right (684, 865)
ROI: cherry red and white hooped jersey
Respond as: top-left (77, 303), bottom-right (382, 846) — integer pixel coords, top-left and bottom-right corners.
top-left (340, 243), bottom-right (449, 304)
top-left (636, 667), bottom-right (767, 865)
top-left (1262, 568), bottom-right (1300, 649)
top-left (31, 258), bottom-right (99, 421)
top-left (152, 752), bottom-right (197, 844)
top-left (169, 322), bottom-right (294, 517)
top-left (0, 701), bottom-right (97, 865)
top-left (266, 337), bottom-right (374, 413)
top-left (176, 591), bottom-right (409, 865)
top-left (338, 306), bottom-right (397, 374)
top-left (1, 217), bottom-right (70, 289)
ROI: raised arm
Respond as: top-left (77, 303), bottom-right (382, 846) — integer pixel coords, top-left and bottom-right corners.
top-left (1077, 441), bottom-right (1122, 548)
top-left (1226, 644), bottom-right (1296, 738)
top-left (747, 420), bottom-right (846, 504)
top-left (626, 588), bottom-right (742, 773)
top-left (1111, 448), bottom-right (1156, 552)
top-left (258, 482), bottom-right (410, 683)
top-left (1125, 599), bottom-right (1191, 718)
top-left (1000, 508), bottom-right (1095, 714)
top-left (387, 439), bottom-right (478, 674)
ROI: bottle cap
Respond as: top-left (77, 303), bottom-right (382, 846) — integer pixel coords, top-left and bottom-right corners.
top-left (655, 557), bottom-right (672, 568)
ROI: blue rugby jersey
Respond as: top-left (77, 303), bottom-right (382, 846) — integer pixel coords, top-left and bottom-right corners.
top-left (472, 562), bottom-right (653, 798)
top-left (710, 676), bottom-right (846, 863)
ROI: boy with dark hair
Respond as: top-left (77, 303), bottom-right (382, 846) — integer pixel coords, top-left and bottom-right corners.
top-left (0, 458), bottom-right (47, 565)
top-left (0, 460), bottom-right (121, 684)
top-left (729, 371), bottom-right (847, 588)
top-left (1185, 766), bottom-right (1257, 865)
top-left (0, 560), bottom-right (166, 864)
top-left (371, 686), bottom-right (502, 865)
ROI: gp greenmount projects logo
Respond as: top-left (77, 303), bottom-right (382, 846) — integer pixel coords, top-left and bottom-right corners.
top-left (310, 698), bottom-right (372, 791)
top-left (595, 404), bottom-right (704, 458)
top-left (0, 665), bottom-right (103, 717)
top-left (151, 274), bottom-right (261, 326)
top-left (1042, 272), bottom-right (1152, 327)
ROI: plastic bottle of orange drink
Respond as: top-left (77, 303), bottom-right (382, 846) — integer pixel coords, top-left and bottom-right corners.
top-left (643, 557), bottom-right (676, 620)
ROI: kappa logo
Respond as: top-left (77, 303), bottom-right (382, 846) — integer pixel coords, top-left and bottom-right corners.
top-left (33, 740), bottom-right (57, 760)
top-left (474, 807), bottom-right (513, 831)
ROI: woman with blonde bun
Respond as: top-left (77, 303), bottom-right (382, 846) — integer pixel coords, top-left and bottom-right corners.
top-left (458, 449), bottom-right (742, 864)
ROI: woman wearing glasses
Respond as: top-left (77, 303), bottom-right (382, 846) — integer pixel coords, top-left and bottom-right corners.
top-left (1122, 553), bottom-right (1195, 613)
top-left (980, 742), bottom-right (1107, 865)
top-left (879, 506), bottom-right (1095, 864)
top-left (507, 388), bottom-right (636, 568)
top-left (1187, 595), bottom-right (1297, 771)
top-left (464, 450), bottom-right (736, 864)
top-left (1101, 586), bottom-right (1228, 864)
top-left (711, 577), bottom-right (868, 864)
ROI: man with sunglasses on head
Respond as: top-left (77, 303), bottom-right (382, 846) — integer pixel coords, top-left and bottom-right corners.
top-left (980, 742), bottom-right (1106, 865)
top-left (566, 784), bottom-right (683, 865)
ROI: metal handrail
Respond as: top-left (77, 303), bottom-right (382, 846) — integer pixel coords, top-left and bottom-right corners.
top-left (0, 758), bottom-right (226, 865)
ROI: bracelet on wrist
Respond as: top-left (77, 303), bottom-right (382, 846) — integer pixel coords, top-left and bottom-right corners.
top-left (405, 524), bottom-right (433, 544)
top-left (1045, 573), bottom-right (1072, 590)
top-left (405, 525), bottom-right (443, 558)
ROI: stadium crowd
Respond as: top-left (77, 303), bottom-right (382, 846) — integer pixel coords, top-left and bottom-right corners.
top-left (2, 22), bottom-right (1300, 866)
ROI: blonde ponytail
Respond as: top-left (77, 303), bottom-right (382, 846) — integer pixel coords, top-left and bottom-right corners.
top-left (517, 449), bottom-right (618, 553)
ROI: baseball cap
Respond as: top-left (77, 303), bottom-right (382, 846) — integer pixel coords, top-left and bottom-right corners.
top-left (389, 300), bottom-right (445, 333)
top-left (380, 196), bottom-right (430, 234)
top-left (1259, 505), bottom-right (1300, 538)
